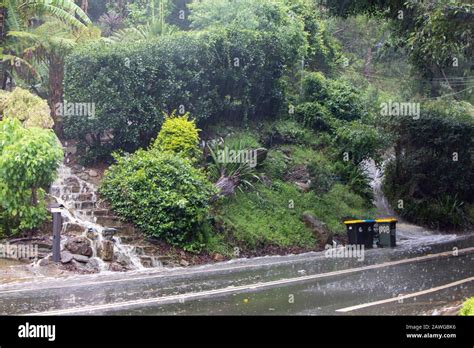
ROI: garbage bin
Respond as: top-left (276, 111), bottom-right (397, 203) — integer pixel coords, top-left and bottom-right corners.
top-left (375, 218), bottom-right (397, 248)
top-left (344, 220), bottom-right (375, 248)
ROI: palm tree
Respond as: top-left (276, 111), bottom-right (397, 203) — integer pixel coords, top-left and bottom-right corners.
top-left (7, 18), bottom-right (99, 135)
top-left (0, 0), bottom-right (94, 134)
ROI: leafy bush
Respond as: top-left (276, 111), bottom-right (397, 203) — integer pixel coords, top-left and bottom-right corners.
top-left (0, 88), bottom-right (54, 129)
top-left (332, 120), bottom-right (382, 165)
top-left (0, 119), bottom-right (63, 234)
top-left (300, 73), bottom-right (367, 122)
top-left (384, 101), bottom-right (474, 229)
top-left (152, 111), bottom-right (201, 160)
top-left (64, 26), bottom-right (303, 162)
top-left (460, 297), bottom-right (474, 316)
top-left (294, 102), bottom-right (332, 131)
top-left (301, 72), bottom-right (329, 102)
top-left (264, 119), bottom-right (315, 145)
top-left (100, 150), bottom-right (217, 246)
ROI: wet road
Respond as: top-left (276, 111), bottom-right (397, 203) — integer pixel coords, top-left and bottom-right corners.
top-left (0, 231), bottom-right (473, 316)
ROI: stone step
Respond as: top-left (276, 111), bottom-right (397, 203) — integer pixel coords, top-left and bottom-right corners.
top-left (75, 201), bottom-right (96, 210)
top-left (95, 216), bottom-right (122, 227)
top-left (61, 193), bottom-right (95, 202)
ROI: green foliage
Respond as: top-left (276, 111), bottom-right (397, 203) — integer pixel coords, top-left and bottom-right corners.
top-left (260, 149), bottom-right (288, 180)
top-left (207, 137), bottom-right (261, 191)
top-left (64, 27), bottom-right (300, 162)
top-left (301, 71), bottom-right (328, 102)
top-left (307, 155), bottom-right (336, 194)
top-left (300, 73), bottom-right (367, 123)
top-left (460, 297), bottom-right (474, 316)
top-left (384, 101), bottom-right (474, 229)
top-left (294, 102), bottom-right (332, 131)
top-left (100, 150), bottom-right (217, 247)
top-left (264, 119), bottom-right (315, 146)
top-left (0, 87), bottom-right (53, 129)
top-left (333, 120), bottom-right (382, 165)
top-left (152, 111), bottom-right (201, 160)
top-left (0, 118), bottom-right (63, 234)
top-left (217, 180), bottom-right (373, 248)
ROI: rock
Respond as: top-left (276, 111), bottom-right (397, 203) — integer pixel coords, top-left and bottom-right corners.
top-left (86, 228), bottom-right (99, 241)
top-left (179, 259), bottom-right (189, 267)
top-left (64, 222), bottom-right (85, 234)
top-left (102, 228), bottom-right (117, 241)
top-left (109, 262), bottom-right (128, 272)
top-left (85, 258), bottom-right (100, 272)
top-left (212, 253), bottom-right (225, 262)
top-left (156, 256), bottom-right (173, 265)
top-left (77, 172), bottom-right (90, 181)
top-left (60, 251), bottom-right (73, 264)
top-left (88, 169), bottom-right (99, 177)
top-left (139, 255), bottom-right (154, 268)
top-left (301, 212), bottom-right (333, 247)
top-left (65, 237), bottom-right (93, 257)
top-left (72, 254), bottom-right (90, 263)
top-left (98, 240), bottom-right (114, 261)
top-left (38, 256), bottom-right (52, 266)
top-left (295, 181), bottom-right (311, 192)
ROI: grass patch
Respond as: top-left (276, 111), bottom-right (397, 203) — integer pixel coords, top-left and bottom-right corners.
top-left (215, 181), bottom-right (374, 250)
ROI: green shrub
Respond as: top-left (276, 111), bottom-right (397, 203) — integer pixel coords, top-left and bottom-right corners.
top-left (0, 88), bottom-right (54, 129)
top-left (460, 297), bottom-right (474, 316)
top-left (384, 101), bottom-right (474, 229)
top-left (265, 119), bottom-right (315, 145)
top-left (0, 119), bottom-right (63, 234)
top-left (152, 111), bottom-right (201, 160)
top-left (332, 120), bottom-right (382, 165)
top-left (100, 150), bottom-right (217, 246)
top-left (64, 26), bottom-right (302, 162)
top-left (301, 72), bottom-right (329, 102)
top-left (300, 73), bottom-right (366, 122)
top-left (294, 102), bottom-right (332, 132)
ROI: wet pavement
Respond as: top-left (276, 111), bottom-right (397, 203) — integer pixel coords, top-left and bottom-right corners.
top-left (0, 230), bottom-right (472, 316)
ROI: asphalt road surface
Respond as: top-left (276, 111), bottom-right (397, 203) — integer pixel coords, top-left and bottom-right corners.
top-left (0, 228), bottom-right (472, 316)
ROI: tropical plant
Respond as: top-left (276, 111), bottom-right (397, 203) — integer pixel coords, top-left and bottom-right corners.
top-left (6, 18), bottom-right (99, 134)
top-left (207, 138), bottom-right (261, 197)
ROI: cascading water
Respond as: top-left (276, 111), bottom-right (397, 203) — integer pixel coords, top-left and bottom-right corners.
top-left (49, 163), bottom-right (146, 271)
top-left (362, 158), bottom-right (457, 247)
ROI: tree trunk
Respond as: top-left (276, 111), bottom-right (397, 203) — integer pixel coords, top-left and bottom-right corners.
top-left (48, 55), bottom-right (65, 138)
top-left (81, 0), bottom-right (89, 14)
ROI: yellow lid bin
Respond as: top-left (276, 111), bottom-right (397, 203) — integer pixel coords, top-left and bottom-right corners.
top-left (343, 218), bottom-right (397, 248)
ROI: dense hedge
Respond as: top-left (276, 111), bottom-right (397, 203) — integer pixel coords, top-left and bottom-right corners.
top-left (384, 101), bottom-right (474, 229)
top-left (64, 28), bottom-right (300, 162)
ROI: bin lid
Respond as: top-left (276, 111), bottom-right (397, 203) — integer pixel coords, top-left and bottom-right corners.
top-left (375, 218), bottom-right (397, 223)
top-left (343, 219), bottom-right (376, 225)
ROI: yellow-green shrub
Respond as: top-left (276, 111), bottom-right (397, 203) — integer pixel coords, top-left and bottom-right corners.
top-left (0, 88), bottom-right (54, 129)
top-left (153, 111), bottom-right (201, 160)
top-left (460, 297), bottom-right (474, 316)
